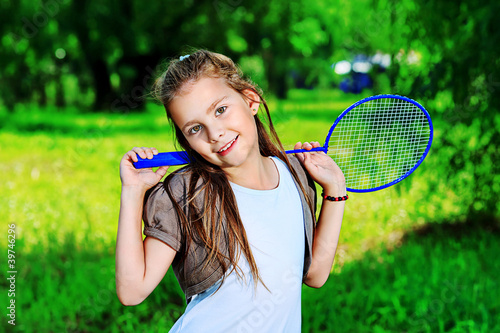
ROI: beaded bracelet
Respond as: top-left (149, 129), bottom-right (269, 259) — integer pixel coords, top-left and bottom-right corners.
top-left (321, 192), bottom-right (348, 202)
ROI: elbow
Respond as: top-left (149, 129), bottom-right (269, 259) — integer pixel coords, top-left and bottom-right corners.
top-left (118, 296), bottom-right (142, 307)
top-left (305, 279), bottom-right (327, 289)
top-left (116, 287), bottom-right (146, 306)
top-left (115, 273), bottom-right (153, 306)
top-left (304, 273), bottom-right (329, 289)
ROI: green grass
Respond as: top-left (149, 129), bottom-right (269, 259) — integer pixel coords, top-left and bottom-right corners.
top-left (3, 220), bottom-right (498, 332)
top-left (0, 102), bottom-right (440, 256)
top-left (3, 236), bottom-right (184, 333)
top-left (1, 93), bottom-right (499, 332)
top-left (302, 222), bottom-right (500, 333)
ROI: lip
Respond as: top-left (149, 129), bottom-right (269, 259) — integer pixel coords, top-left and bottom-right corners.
top-left (217, 135), bottom-right (238, 156)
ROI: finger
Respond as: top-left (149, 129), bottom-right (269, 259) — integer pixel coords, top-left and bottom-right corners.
top-left (302, 149), bottom-right (312, 165)
top-left (128, 151), bottom-right (139, 162)
top-left (122, 150), bottom-right (139, 163)
top-left (155, 165), bottom-right (170, 179)
top-left (141, 147), bottom-right (155, 159)
top-left (132, 147), bottom-right (147, 159)
top-left (302, 142), bottom-right (313, 151)
top-left (311, 141), bottom-right (321, 148)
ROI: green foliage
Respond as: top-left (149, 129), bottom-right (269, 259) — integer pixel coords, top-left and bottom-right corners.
top-left (1, 0), bottom-right (498, 117)
top-left (1, 92), bottom-right (498, 250)
top-left (414, 116), bottom-right (500, 222)
top-left (1, 92), bottom-right (499, 331)
top-left (3, 215), bottom-right (498, 332)
top-left (2, 0), bottom-right (499, 323)
top-left (302, 222), bottom-right (500, 333)
top-left (2, 237), bottom-right (184, 333)
top-left (0, 103), bottom-right (172, 135)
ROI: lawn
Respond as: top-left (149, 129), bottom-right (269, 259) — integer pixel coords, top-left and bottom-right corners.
top-left (1, 93), bottom-right (498, 332)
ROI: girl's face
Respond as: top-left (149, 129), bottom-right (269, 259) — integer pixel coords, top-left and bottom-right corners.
top-left (169, 77), bottom-right (261, 172)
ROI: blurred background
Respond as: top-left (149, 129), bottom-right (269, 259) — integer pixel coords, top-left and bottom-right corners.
top-left (1, 0), bottom-right (499, 332)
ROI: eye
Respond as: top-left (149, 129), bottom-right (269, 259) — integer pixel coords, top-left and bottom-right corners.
top-left (215, 106), bottom-right (227, 116)
top-left (189, 124), bottom-right (202, 134)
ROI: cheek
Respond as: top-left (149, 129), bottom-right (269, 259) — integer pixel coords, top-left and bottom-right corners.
top-left (185, 136), bottom-right (198, 149)
top-left (244, 117), bottom-right (258, 136)
top-left (232, 111), bottom-right (257, 131)
top-left (185, 135), bottom-right (207, 153)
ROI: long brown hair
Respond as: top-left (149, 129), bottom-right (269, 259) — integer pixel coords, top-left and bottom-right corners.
top-left (151, 49), bottom-right (314, 288)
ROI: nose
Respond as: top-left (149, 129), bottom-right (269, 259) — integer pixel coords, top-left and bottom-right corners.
top-left (207, 125), bottom-right (225, 143)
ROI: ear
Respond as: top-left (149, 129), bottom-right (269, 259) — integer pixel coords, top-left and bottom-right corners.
top-left (242, 88), bottom-right (260, 115)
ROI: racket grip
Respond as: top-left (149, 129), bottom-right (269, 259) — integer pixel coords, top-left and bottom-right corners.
top-left (133, 146), bottom-right (326, 169)
top-left (285, 147), bottom-right (328, 154)
top-left (133, 151), bottom-right (191, 168)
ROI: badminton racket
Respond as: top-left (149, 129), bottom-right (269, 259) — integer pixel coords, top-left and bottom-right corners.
top-left (133, 94), bottom-right (433, 192)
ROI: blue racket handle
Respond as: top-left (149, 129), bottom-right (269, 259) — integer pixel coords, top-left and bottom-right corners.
top-left (133, 151), bottom-right (191, 168)
top-left (133, 147), bottom-right (327, 168)
top-left (285, 147), bottom-right (327, 154)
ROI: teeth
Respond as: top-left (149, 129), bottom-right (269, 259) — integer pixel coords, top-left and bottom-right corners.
top-left (219, 137), bottom-right (236, 153)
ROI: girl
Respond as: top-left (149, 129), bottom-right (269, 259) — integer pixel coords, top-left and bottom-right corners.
top-left (116, 50), bottom-right (346, 332)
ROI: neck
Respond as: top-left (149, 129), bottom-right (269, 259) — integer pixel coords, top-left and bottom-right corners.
top-left (223, 154), bottom-right (279, 190)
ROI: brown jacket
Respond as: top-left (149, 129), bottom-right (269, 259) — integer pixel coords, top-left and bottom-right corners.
top-left (143, 156), bottom-right (317, 302)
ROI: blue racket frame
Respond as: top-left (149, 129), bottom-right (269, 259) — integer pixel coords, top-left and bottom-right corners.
top-left (133, 94), bottom-right (433, 193)
top-left (323, 94), bottom-right (433, 193)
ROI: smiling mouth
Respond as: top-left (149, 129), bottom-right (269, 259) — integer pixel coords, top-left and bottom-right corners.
top-left (218, 135), bottom-right (239, 153)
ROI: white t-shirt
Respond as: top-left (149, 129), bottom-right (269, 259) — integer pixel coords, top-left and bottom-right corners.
top-left (169, 157), bottom-right (305, 332)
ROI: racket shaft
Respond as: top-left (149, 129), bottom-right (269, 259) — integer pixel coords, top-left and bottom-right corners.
top-left (133, 151), bottom-right (190, 168)
top-left (133, 147), bottom-right (326, 168)
top-left (284, 147), bottom-right (327, 154)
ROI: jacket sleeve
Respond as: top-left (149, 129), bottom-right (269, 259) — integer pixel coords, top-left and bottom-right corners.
top-left (142, 178), bottom-right (185, 252)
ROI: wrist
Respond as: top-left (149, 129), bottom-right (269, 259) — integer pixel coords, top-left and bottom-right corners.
top-left (321, 192), bottom-right (348, 202)
top-left (321, 183), bottom-right (346, 197)
top-left (121, 184), bottom-right (148, 197)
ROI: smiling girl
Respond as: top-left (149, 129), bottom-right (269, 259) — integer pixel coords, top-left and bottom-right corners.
top-left (115, 50), bottom-right (347, 332)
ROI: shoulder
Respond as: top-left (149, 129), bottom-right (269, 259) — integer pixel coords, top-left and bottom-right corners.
top-left (145, 167), bottom-right (187, 200)
top-left (144, 166), bottom-right (205, 211)
top-left (142, 168), bottom-right (200, 252)
top-left (142, 166), bottom-right (209, 236)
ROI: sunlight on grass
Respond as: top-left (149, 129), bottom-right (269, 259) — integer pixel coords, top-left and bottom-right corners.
top-left (0, 98), bottom-right (488, 259)
top-left (0, 101), bottom-right (460, 264)
top-left (0, 128), bottom-right (177, 249)
top-left (2, 94), bottom-right (499, 332)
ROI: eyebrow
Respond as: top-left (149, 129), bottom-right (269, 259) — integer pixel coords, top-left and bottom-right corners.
top-left (181, 95), bottom-right (229, 132)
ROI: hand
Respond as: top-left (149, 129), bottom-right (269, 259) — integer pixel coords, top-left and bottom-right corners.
top-left (119, 147), bottom-right (170, 192)
top-left (294, 141), bottom-right (346, 196)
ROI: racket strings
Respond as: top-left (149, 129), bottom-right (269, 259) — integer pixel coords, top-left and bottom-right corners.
top-left (328, 98), bottom-right (431, 190)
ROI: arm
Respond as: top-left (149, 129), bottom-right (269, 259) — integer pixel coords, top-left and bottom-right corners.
top-left (294, 141), bottom-right (346, 288)
top-left (115, 147), bottom-right (176, 306)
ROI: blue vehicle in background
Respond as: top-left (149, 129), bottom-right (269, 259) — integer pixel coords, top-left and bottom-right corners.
top-left (339, 72), bottom-right (373, 94)
top-left (334, 53), bottom-right (391, 94)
